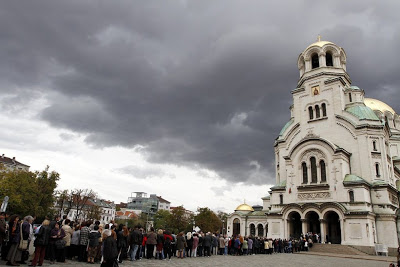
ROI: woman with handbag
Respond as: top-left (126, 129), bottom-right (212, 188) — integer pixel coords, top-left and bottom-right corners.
top-left (49, 223), bottom-right (65, 263)
top-left (6, 215), bottom-right (20, 266)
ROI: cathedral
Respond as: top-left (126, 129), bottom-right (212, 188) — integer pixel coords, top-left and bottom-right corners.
top-left (227, 38), bottom-right (400, 252)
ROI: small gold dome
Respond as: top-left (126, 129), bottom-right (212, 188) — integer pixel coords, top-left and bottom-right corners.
top-left (364, 98), bottom-right (396, 115)
top-left (235, 203), bottom-right (254, 212)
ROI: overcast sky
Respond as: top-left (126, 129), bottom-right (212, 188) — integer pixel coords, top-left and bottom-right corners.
top-left (1, 1), bottom-right (399, 212)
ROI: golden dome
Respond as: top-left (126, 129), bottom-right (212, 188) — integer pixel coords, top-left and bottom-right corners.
top-left (235, 203), bottom-right (254, 212)
top-left (364, 98), bottom-right (396, 115)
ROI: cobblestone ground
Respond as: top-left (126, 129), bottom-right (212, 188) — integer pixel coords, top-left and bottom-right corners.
top-left (0, 253), bottom-right (392, 267)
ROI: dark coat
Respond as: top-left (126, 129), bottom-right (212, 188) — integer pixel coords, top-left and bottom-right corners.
top-left (129, 229), bottom-right (142, 246)
top-left (103, 236), bottom-right (118, 261)
top-left (0, 218), bottom-right (6, 243)
top-left (176, 235), bottom-right (186, 250)
top-left (117, 231), bottom-right (128, 248)
top-left (203, 234), bottom-right (212, 247)
top-left (34, 225), bottom-right (51, 247)
top-left (88, 231), bottom-right (101, 247)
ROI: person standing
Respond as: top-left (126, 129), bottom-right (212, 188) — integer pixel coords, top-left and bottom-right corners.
top-left (6, 215), bottom-right (20, 266)
top-left (163, 231), bottom-right (173, 261)
top-left (87, 225), bottom-right (101, 264)
top-left (185, 232), bottom-right (192, 258)
top-left (145, 227), bottom-right (157, 259)
top-left (0, 212), bottom-right (6, 259)
top-left (176, 232), bottom-right (185, 259)
top-left (129, 226), bottom-right (141, 261)
top-left (117, 225), bottom-right (128, 263)
top-left (191, 233), bottom-right (199, 257)
top-left (203, 232), bottom-right (212, 257)
top-left (156, 229), bottom-right (164, 260)
top-left (61, 219), bottom-right (73, 262)
top-left (218, 235), bottom-right (225, 255)
top-left (30, 220), bottom-right (51, 267)
top-left (101, 230), bottom-right (118, 267)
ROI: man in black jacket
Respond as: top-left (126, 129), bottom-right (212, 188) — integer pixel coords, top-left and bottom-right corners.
top-left (129, 226), bottom-right (142, 261)
top-left (203, 232), bottom-right (212, 257)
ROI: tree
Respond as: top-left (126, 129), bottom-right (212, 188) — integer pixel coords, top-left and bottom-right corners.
top-left (195, 207), bottom-right (222, 233)
top-left (0, 166), bottom-right (59, 218)
top-left (54, 188), bottom-right (97, 222)
top-left (168, 206), bottom-right (190, 233)
top-left (154, 209), bottom-right (171, 230)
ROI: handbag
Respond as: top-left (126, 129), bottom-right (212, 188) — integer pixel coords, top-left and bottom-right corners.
top-left (55, 239), bottom-right (66, 249)
top-left (18, 223), bottom-right (28, 250)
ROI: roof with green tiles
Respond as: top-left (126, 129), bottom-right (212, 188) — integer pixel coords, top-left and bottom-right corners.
top-left (345, 105), bottom-right (380, 121)
top-left (271, 180), bottom-right (286, 190)
top-left (343, 174), bottom-right (370, 186)
top-left (278, 118), bottom-right (294, 137)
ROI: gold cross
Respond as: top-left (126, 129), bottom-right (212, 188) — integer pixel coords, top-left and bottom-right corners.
top-left (317, 34), bottom-right (321, 42)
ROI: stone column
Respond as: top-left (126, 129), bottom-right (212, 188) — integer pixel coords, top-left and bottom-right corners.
top-left (319, 219), bottom-right (326, 243)
top-left (301, 219), bottom-right (308, 235)
top-left (305, 59), bottom-right (311, 72)
top-left (319, 52), bottom-right (326, 67)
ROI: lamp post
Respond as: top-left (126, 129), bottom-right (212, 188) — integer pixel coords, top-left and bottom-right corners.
top-left (222, 219), bottom-right (225, 235)
top-left (192, 218), bottom-right (195, 232)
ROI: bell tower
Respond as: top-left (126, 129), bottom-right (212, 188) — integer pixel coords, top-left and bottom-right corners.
top-left (297, 36), bottom-right (349, 88)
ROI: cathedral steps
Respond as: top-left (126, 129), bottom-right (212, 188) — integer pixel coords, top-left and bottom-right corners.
top-left (309, 243), bottom-right (368, 255)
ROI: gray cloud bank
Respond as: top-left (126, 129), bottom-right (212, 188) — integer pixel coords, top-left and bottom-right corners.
top-left (1, 1), bottom-right (399, 184)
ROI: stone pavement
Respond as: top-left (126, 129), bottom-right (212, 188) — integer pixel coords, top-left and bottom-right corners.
top-left (1, 253), bottom-right (396, 267)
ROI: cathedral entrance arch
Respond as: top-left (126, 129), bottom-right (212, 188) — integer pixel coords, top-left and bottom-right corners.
top-left (305, 211), bottom-right (320, 234)
top-left (324, 211), bottom-right (341, 244)
top-left (233, 218), bottom-right (240, 236)
top-left (287, 211), bottom-right (302, 238)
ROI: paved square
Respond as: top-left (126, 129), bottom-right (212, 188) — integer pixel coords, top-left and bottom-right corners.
top-left (1, 253), bottom-right (392, 267)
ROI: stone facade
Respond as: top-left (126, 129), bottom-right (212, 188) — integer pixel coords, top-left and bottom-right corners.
top-left (227, 39), bottom-right (400, 250)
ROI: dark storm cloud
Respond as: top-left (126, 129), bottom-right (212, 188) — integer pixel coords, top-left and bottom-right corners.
top-left (1, 1), bottom-right (400, 184)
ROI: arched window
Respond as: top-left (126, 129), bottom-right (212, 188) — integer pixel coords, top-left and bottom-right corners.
top-left (302, 162), bottom-right (308, 184)
top-left (257, 224), bottom-right (264, 237)
top-left (279, 194), bottom-right (283, 205)
top-left (349, 93), bottom-right (352, 102)
top-left (310, 157), bottom-right (317, 183)
top-left (250, 224), bottom-right (256, 236)
top-left (375, 163), bottom-right (380, 177)
top-left (373, 141), bottom-right (377, 151)
top-left (322, 103), bottom-right (327, 117)
top-left (320, 160), bottom-right (326, 182)
top-left (326, 52), bottom-right (333, 66)
top-left (349, 190), bottom-right (355, 203)
top-left (309, 106), bottom-right (314, 120)
top-left (311, 53), bottom-right (319, 69)
top-left (315, 105), bottom-right (320, 118)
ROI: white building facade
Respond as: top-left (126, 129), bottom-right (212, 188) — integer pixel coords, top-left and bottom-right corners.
top-left (227, 39), bottom-right (400, 252)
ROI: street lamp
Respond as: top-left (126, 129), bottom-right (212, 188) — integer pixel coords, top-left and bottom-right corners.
top-left (192, 218), bottom-right (195, 232)
top-left (222, 220), bottom-right (225, 235)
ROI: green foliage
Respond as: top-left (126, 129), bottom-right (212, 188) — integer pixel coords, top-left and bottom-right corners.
top-left (154, 209), bottom-right (171, 229)
top-left (195, 207), bottom-right (222, 233)
top-left (168, 206), bottom-right (191, 233)
top-left (0, 166), bottom-right (59, 218)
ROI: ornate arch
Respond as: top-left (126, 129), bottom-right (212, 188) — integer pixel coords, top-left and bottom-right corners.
top-left (304, 47), bottom-right (322, 60)
top-left (323, 45), bottom-right (340, 56)
top-left (287, 137), bottom-right (337, 160)
top-left (297, 54), bottom-right (305, 70)
top-left (320, 202), bottom-right (347, 215)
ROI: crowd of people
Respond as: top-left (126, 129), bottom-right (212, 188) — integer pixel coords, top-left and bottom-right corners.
top-left (0, 212), bottom-right (317, 267)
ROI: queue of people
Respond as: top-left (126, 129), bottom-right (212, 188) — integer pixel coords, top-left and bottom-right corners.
top-left (0, 212), bottom-right (318, 267)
